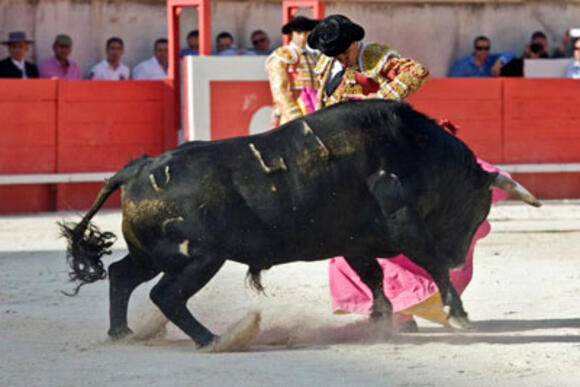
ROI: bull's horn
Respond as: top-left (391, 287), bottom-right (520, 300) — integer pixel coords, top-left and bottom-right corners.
top-left (491, 174), bottom-right (542, 207)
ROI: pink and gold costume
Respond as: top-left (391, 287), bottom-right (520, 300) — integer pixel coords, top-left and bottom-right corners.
top-left (314, 42), bottom-right (429, 108)
top-left (266, 42), bottom-right (319, 125)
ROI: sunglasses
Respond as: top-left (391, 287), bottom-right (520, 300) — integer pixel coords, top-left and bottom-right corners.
top-left (252, 37), bottom-right (267, 45)
top-left (475, 46), bottom-right (490, 51)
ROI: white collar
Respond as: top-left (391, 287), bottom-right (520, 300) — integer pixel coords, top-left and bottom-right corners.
top-left (105, 59), bottom-right (122, 70)
top-left (152, 56), bottom-right (167, 72)
top-left (290, 41), bottom-right (310, 54)
top-left (11, 58), bottom-right (25, 69)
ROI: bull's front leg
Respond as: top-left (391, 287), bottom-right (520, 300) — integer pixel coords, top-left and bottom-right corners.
top-left (423, 263), bottom-right (473, 330)
top-left (388, 207), bottom-right (474, 330)
top-left (344, 257), bottom-right (393, 327)
top-left (367, 169), bottom-right (472, 330)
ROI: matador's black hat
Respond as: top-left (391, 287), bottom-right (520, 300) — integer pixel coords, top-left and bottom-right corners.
top-left (281, 16), bottom-right (320, 35)
top-left (307, 14), bottom-right (365, 56)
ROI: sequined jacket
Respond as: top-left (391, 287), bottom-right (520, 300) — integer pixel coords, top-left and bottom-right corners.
top-left (314, 43), bottom-right (429, 109)
top-left (266, 42), bottom-right (319, 125)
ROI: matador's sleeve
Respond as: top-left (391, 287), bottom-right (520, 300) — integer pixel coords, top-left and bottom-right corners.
top-left (376, 57), bottom-right (430, 101)
top-left (266, 54), bottom-right (302, 122)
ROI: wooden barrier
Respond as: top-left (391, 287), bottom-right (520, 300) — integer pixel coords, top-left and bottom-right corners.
top-left (0, 80), bottom-right (175, 213)
top-left (0, 80), bottom-right (57, 212)
top-left (408, 79), bottom-right (504, 163)
top-left (2, 77), bottom-right (580, 213)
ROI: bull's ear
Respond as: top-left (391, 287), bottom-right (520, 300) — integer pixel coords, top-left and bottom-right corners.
top-left (490, 173), bottom-right (542, 207)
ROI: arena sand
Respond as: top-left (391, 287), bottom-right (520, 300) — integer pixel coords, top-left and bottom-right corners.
top-left (1, 201), bottom-right (580, 386)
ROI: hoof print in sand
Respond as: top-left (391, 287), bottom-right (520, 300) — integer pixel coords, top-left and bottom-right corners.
top-left (198, 310), bottom-right (261, 353)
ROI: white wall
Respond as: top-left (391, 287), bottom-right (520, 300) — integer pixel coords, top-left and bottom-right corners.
top-left (1, 0), bottom-right (579, 77)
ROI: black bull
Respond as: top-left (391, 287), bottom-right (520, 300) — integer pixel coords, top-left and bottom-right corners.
top-left (60, 100), bottom-right (540, 349)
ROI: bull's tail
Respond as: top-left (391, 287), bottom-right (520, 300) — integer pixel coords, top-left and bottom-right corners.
top-left (58, 158), bottom-right (147, 296)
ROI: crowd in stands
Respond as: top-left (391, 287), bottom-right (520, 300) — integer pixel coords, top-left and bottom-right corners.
top-left (1, 27), bottom-right (579, 80)
top-left (448, 30), bottom-right (580, 78)
top-left (0, 27), bottom-right (275, 80)
top-left (178, 29), bottom-right (273, 57)
top-left (0, 31), bottom-right (168, 80)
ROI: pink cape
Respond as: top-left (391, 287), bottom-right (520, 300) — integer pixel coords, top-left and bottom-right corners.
top-left (329, 159), bottom-right (508, 314)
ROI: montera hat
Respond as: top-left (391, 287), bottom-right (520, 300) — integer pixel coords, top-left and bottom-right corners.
top-left (281, 16), bottom-right (320, 35)
top-left (2, 31), bottom-right (34, 45)
top-left (307, 15), bottom-right (365, 57)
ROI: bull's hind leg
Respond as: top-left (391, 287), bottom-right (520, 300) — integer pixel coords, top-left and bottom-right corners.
top-left (108, 254), bottom-right (159, 340)
top-left (149, 257), bottom-right (225, 347)
top-left (344, 257), bottom-right (393, 324)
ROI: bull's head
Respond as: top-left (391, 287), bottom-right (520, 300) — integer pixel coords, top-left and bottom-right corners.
top-left (428, 171), bottom-right (540, 270)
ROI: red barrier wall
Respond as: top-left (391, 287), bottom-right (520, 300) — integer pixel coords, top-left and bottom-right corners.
top-left (0, 80), bottom-right (175, 213)
top-left (0, 80), bottom-right (57, 212)
top-left (408, 79), bottom-right (504, 163)
top-left (2, 78), bottom-right (580, 213)
top-left (502, 79), bottom-right (580, 199)
top-left (210, 80), bottom-right (272, 140)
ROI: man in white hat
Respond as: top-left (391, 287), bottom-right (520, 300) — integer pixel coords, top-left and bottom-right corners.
top-left (0, 31), bottom-right (39, 78)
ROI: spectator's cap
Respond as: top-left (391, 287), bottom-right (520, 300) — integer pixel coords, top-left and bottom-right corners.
top-left (307, 15), bottom-right (364, 57)
top-left (54, 34), bottom-right (73, 46)
top-left (1, 31), bottom-right (34, 45)
top-left (281, 16), bottom-right (319, 34)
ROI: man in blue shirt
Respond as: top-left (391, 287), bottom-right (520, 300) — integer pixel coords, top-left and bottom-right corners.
top-left (449, 36), bottom-right (514, 77)
top-left (180, 30), bottom-right (199, 57)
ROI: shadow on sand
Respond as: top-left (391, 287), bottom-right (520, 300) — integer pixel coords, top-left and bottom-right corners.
top-left (249, 317), bottom-right (580, 349)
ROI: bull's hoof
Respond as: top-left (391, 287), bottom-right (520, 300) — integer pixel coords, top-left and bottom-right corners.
top-left (448, 315), bottom-right (475, 331)
top-left (108, 326), bottom-right (134, 341)
top-left (397, 318), bottom-right (419, 333)
top-left (197, 310), bottom-right (261, 353)
top-left (367, 315), bottom-right (394, 342)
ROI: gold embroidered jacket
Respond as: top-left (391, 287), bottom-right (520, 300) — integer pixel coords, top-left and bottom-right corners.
top-left (314, 43), bottom-right (429, 109)
top-left (266, 42), bottom-right (319, 125)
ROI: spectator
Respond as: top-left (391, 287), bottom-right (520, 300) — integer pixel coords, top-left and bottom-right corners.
top-left (247, 29), bottom-right (271, 55)
top-left (524, 31), bottom-right (550, 58)
top-left (500, 36), bottom-right (550, 77)
top-left (133, 38), bottom-right (168, 80)
top-left (553, 29), bottom-right (575, 58)
top-left (448, 36), bottom-right (514, 77)
top-left (266, 16), bottom-right (320, 127)
top-left (38, 34), bottom-right (81, 80)
top-left (180, 29), bottom-right (199, 57)
top-left (214, 31), bottom-right (244, 55)
top-left (0, 31), bottom-right (38, 78)
top-left (88, 37), bottom-right (130, 80)
top-left (564, 37), bottom-right (580, 79)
